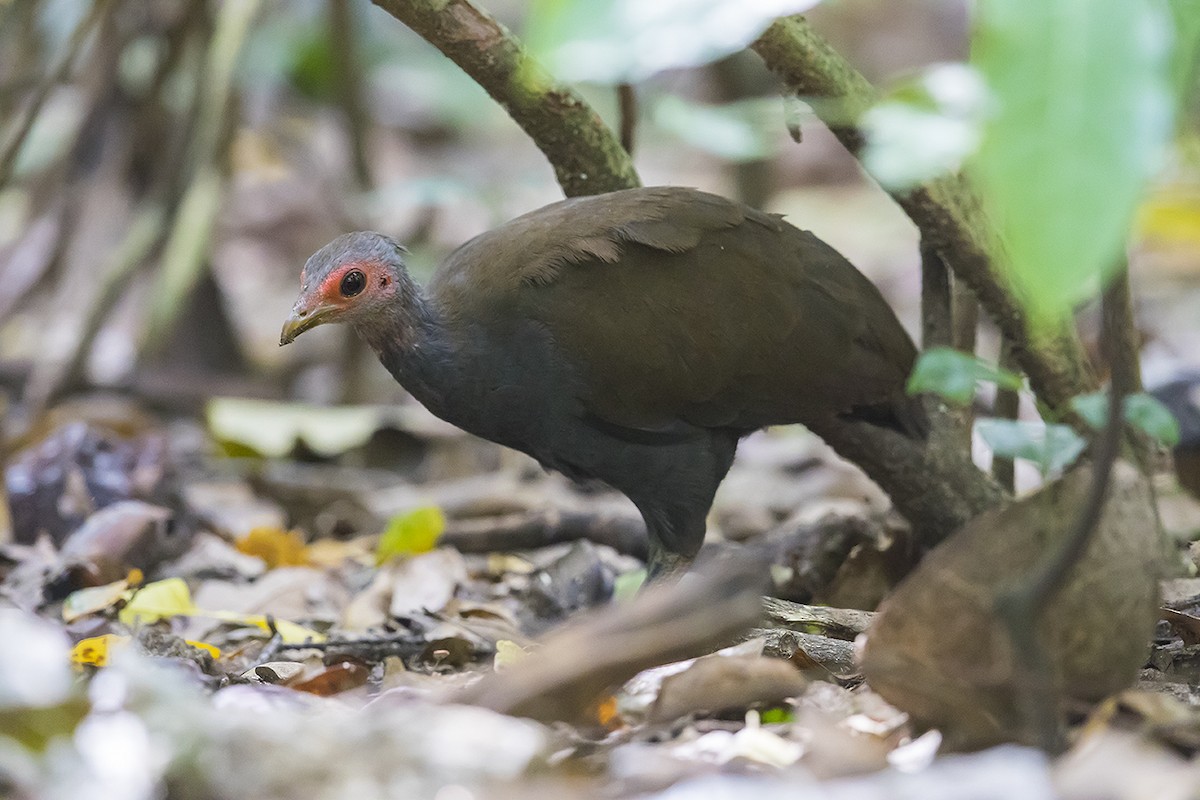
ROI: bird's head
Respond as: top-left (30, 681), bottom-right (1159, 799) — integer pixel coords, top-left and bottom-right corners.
top-left (280, 231), bottom-right (407, 346)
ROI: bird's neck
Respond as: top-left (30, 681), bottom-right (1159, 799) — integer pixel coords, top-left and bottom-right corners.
top-left (353, 282), bottom-right (459, 414)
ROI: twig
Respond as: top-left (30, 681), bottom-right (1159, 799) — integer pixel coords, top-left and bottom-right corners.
top-left (766, 512), bottom-right (895, 602)
top-left (993, 340), bottom-right (1021, 492)
top-left (760, 596), bottom-right (874, 639)
top-left (329, 0), bottom-right (372, 189)
top-left (920, 237), bottom-right (952, 350)
top-left (441, 508), bottom-right (649, 560)
top-left (953, 279), bottom-right (980, 355)
top-left (143, 0), bottom-right (262, 353)
top-left (617, 83), bottom-right (637, 155)
top-left (272, 634), bottom-right (427, 660)
top-left (142, 168), bottom-right (224, 352)
top-left (995, 269), bottom-right (1132, 752)
top-left (751, 15), bottom-right (1096, 413)
top-left (369, 0), bottom-right (639, 197)
top-left (22, 205), bottom-right (166, 415)
top-left (921, 238), bottom-right (977, 452)
top-left (0, 0), bottom-right (112, 189)
top-left (753, 628), bottom-right (857, 676)
top-left (328, 0), bottom-right (375, 402)
top-left (456, 552), bottom-right (767, 722)
top-left (952, 279), bottom-right (981, 441)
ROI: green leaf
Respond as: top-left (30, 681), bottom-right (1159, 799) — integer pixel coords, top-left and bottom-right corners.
top-left (524, 0), bottom-right (823, 83)
top-left (906, 347), bottom-right (1023, 405)
top-left (1168, 0), bottom-right (1200, 103)
top-left (1125, 393), bottom-right (1182, 447)
top-left (759, 706), bottom-right (795, 724)
top-left (1070, 391), bottom-right (1182, 447)
top-left (976, 419), bottom-right (1087, 475)
top-left (376, 507), bottom-right (446, 565)
top-left (970, 0), bottom-right (1175, 324)
top-left (613, 568), bottom-right (646, 601)
top-left (1069, 391), bottom-right (1110, 430)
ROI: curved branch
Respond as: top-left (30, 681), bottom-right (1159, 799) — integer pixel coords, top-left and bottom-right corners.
top-left (752, 15), bottom-right (1097, 412)
top-left (370, 0), bottom-right (639, 197)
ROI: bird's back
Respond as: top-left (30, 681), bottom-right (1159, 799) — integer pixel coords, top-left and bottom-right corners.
top-left (427, 187), bottom-right (917, 435)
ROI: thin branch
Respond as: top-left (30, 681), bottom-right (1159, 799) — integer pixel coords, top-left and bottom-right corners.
top-left (953, 279), bottom-right (980, 355)
top-left (751, 15), bottom-right (1096, 413)
top-left (333, 0), bottom-right (376, 410)
top-left (143, 0), bottom-right (262, 353)
top-left (993, 340), bottom-right (1021, 492)
top-left (329, 0), bottom-right (373, 190)
top-left (369, 0), bottom-right (639, 197)
top-left (0, 0), bottom-right (112, 188)
top-left (456, 553), bottom-right (767, 722)
top-left (920, 236), bottom-right (952, 350)
top-left (441, 508), bottom-right (648, 559)
top-left (617, 82), bottom-right (637, 155)
top-left (22, 205), bottom-right (166, 415)
top-left (921, 238), bottom-right (975, 456)
top-left (1102, 264), bottom-right (1143, 396)
top-left (996, 269), bottom-right (1132, 752)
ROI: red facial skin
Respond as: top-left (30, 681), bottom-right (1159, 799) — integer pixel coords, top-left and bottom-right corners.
top-left (312, 260), bottom-right (382, 309)
top-left (282, 258), bottom-right (397, 346)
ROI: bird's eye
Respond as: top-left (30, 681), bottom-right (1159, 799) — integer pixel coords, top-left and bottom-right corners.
top-left (340, 269), bottom-right (366, 297)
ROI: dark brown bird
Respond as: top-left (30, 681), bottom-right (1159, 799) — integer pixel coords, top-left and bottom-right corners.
top-left (281, 187), bottom-right (921, 577)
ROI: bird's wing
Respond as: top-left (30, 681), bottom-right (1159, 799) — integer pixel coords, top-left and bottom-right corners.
top-left (430, 187), bottom-right (750, 292)
top-left (430, 188), bottom-right (915, 432)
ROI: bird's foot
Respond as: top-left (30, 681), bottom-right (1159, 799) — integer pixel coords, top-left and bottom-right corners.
top-left (645, 544), bottom-right (694, 584)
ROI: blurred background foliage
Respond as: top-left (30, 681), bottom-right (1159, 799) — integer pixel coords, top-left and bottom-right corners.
top-left (0, 0), bottom-right (1196, 432)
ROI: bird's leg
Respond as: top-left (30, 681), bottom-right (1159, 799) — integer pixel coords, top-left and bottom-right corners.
top-left (634, 432), bottom-right (740, 582)
top-left (642, 514), bottom-right (703, 582)
top-left (645, 537), bottom-right (694, 582)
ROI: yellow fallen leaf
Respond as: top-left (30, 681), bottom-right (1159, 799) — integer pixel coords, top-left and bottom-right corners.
top-left (376, 506), bottom-right (445, 564)
top-left (185, 640), bottom-right (221, 659)
top-left (119, 578), bottom-right (195, 626)
top-left (115, 578), bottom-right (326, 645)
top-left (206, 613), bottom-right (326, 645)
top-left (261, 616), bottom-right (324, 645)
top-left (1137, 189), bottom-right (1200, 246)
top-left (71, 634), bottom-right (130, 668)
top-left (236, 527), bottom-right (309, 568)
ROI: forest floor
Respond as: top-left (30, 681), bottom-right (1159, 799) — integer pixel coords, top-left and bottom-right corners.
top-left (4, 56), bottom-right (1200, 798)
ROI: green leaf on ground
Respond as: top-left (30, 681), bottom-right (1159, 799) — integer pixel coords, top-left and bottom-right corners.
top-left (376, 507), bottom-right (446, 565)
